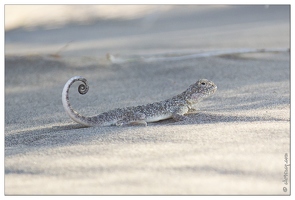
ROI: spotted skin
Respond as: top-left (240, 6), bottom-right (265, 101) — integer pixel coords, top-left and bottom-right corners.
top-left (62, 76), bottom-right (217, 127)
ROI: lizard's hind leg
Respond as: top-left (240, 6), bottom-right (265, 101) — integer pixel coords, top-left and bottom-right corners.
top-left (115, 112), bottom-right (147, 126)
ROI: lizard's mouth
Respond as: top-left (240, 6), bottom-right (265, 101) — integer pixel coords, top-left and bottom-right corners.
top-left (205, 84), bottom-right (217, 96)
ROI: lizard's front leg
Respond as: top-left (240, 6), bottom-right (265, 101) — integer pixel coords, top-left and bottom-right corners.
top-left (172, 106), bottom-right (189, 121)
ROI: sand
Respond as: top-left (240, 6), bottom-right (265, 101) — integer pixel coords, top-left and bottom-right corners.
top-left (5, 5), bottom-right (290, 195)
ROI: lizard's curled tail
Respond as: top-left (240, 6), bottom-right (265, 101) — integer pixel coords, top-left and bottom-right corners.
top-left (62, 76), bottom-right (93, 126)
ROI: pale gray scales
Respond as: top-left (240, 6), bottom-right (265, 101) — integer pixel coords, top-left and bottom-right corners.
top-left (62, 76), bottom-right (217, 127)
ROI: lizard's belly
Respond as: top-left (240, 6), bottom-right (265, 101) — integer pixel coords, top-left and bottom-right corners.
top-left (145, 113), bottom-right (172, 123)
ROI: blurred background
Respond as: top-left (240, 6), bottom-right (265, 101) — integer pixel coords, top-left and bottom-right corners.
top-left (5, 5), bottom-right (174, 31)
top-left (5, 5), bottom-right (289, 60)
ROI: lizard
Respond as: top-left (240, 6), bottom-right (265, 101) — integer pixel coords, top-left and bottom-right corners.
top-left (62, 76), bottom-right (217, 127)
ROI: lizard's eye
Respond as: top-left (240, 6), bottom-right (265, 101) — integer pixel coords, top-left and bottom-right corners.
top-left (201, 82), bottom-right (206, 86)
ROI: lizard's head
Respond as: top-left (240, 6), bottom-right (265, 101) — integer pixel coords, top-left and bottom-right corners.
top-left (186, 79), bottom-right (217, 104)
